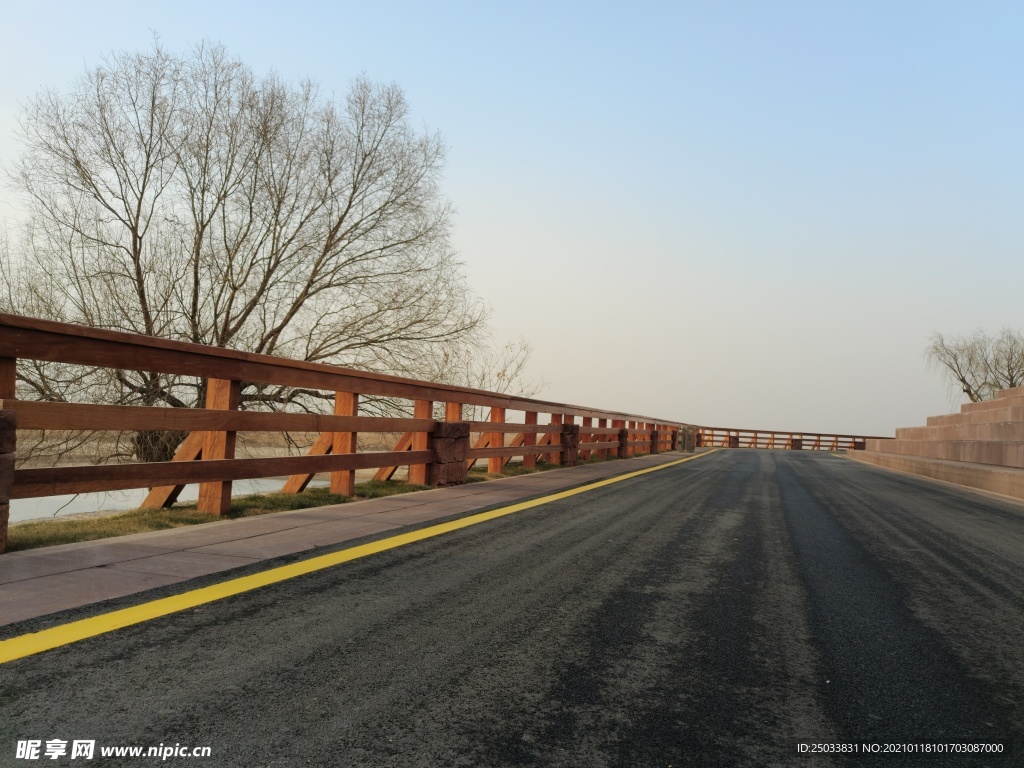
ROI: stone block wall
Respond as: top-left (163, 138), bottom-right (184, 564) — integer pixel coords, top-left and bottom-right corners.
top-left (560, 424), bottom-right (580, 466)
top-left (850, 385), bottom-right (1024, 501)
top-left (865, 386), bottom-right (1024, 470)
top-left (427, 422), bottom-right (469, 487)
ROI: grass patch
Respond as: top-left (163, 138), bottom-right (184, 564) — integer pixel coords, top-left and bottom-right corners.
top-left (7, 455), bottom-right (629, 552)
top-left (351, 479), bottom-right (431, 499)
top-left (8, 506), bottom-right (251, 551)
top-left (7, 479), bottom-right (431, 553)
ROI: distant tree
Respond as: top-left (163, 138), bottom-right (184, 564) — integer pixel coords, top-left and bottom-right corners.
top-left (2, 41), bottom-right (490, 461)
top-left (927, 329), bottom-right (1024, 402)
top-left (423, 337), bottom-right (543, 421)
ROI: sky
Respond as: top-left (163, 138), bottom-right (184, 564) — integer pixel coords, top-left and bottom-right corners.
top-left (0, 1), bottom-right (1020, 435)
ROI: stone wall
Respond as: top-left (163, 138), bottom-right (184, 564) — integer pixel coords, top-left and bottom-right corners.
top-left (849, 385), bottom-right (1024, 501)
top-left (427, 422), bottom-right (469, 487)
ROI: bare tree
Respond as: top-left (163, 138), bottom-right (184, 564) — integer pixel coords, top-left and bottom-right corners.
top-left (2, 42), bottom-right (490, 461)
top-left (927, 329), bottom-right (1024, 402)
top-left (421, 337), bottom-right (543, 421)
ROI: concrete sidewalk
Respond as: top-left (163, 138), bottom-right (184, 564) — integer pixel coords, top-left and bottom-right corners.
top-left (0, 453), bottom-right (690, 627)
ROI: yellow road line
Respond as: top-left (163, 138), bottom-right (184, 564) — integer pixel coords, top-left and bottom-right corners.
top-left (0, 449), bottom-right (719, 665)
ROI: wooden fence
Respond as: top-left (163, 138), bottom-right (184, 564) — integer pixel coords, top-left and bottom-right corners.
top-left (695, 427), bottom-right (887, 451)
top-left (0, 313), bottom-right (694, 553)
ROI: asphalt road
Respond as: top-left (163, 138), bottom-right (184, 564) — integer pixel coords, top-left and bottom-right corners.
top-left (2, 450), bottom-right (1022, 767)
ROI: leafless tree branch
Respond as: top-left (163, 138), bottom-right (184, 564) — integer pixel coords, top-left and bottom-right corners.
top-left (2, 41), bottom-right (509, 463)
top-left (927, 329), bottom-right (1024, 403)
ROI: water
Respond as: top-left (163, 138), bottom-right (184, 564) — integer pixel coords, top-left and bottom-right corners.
top-left (9, 477), bottom-right (330, 523)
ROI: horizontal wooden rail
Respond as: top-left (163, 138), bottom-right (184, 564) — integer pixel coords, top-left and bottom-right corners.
top-left (0, 313), bottom-right (683, 423)
top-left (698, 427), bottom-right (889, 441)
top-left (582, 441), bottom-right (618, 452)
top-left (465, 422), bottom-right (564, 434)
top-left (12, 450), bottom-right (434, 498)
top-left (466, 445), bottom-right (559, 460)
top-left (0, 400), bottom-right (435, 434)
top-left (696, 427), bottom-right (886, 451)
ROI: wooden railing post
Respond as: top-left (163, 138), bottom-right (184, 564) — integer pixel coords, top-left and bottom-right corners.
top-left (445, 402), bottom-right (463, 422)
top-left (523, 411), bottom-right (537, 468)
top-left (331, 392), bottom-right (359, 497)
top-left (408, 399), bottom-right (433, 484)
top-left (650, 424), bottom-right (659, 454)
top-left (488, 407), bottom-right (505, 475)
top-left (197, 378), bottom-right (240, 515)
top-left (598, 418), bottom-right (608, 458)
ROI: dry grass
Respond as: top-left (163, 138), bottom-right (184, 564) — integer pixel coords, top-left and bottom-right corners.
top-left (7, 480), bottom-right (428, 552)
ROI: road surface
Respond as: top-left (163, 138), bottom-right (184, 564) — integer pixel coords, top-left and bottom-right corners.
top-left (1, 450), bottom-right (1022, 766)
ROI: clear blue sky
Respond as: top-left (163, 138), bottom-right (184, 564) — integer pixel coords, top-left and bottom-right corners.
top-left (1, 1), bottom-right (1021, 434)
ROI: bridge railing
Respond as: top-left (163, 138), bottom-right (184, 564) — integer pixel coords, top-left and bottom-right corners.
top-left (0, 312), bottom-right (694, 552)
top-left (695, 427), bottom-right (887, 451)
